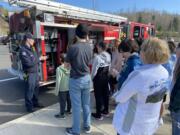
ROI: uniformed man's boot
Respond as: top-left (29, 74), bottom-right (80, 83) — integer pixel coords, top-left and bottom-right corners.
top-left (34, 103), bottom-right (44, 108)
top-left (27, 108), bottom-right (35, 113)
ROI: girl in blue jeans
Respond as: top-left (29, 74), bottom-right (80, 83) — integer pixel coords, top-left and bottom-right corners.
top-left (169, 58), bottom-right (180, 135)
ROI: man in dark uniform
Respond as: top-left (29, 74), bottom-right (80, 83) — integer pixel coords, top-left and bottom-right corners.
top-left (19, 33), bottom-right (46, 112)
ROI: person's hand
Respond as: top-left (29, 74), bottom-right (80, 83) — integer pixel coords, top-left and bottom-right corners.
top-left (111, 68), bottom-right (119, 78)
top-left (40, 55), bottom-right (48, 61)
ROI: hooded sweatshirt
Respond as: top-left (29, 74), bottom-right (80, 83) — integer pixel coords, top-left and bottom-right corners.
top-left (55, 64), bottom-right (70, 96)
top-left (91, 51), bottom-right (111, 79)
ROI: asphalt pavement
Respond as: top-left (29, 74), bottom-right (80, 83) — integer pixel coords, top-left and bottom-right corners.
top-left (0, 45), bottom-right (11, 69)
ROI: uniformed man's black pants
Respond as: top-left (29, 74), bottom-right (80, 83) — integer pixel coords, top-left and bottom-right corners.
top-left (25, 72), bottom-right (39, 111)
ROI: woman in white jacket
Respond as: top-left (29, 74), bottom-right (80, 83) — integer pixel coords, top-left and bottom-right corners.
top-left (113, 38), bottom-right (170, 135)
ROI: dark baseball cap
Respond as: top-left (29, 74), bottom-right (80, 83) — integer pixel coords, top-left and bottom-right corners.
top-left (24, 33), bottom-right (34, 40)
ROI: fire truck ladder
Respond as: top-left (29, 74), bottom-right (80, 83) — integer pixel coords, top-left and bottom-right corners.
top-left (8, 0), bottom-right (127, 24)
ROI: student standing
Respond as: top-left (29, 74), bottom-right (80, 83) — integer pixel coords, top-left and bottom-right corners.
top-left (65, 24), bottom-right (93, 135)
top-left (91, 42), bottom-right (111, 120)
top-left (54, 54), bottom-right (71, 119)
top-left (169, 58), bottom-right (180, 135)
top-left (113, 38), bottom-right (170, 135)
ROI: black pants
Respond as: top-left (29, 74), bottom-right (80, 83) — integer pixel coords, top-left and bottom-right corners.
top-left (93, 74), bottom-right (109, 117)
top-left (108, 75), bottom-right (117, 93)
top-left (58, 91), bottom-right (71, 115)
top-left (25, 72), bottom-right (39, 110)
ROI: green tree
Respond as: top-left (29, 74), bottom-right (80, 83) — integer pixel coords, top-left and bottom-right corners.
top-left (0, 7), bottom-right (8, 21)
top-left (172, 16), bottom-right (179, 32)
top-left (157, 25), bottom-right (162, 31)
top-left (137, 13), bottom-right (144, 23)
top-left (168, 21), bottom-right (173, 31)
top-left (152, 15), bottom-right (155, 22)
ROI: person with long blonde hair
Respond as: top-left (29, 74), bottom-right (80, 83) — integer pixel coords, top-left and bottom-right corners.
top-left (113, 38), bottom-right (170, 135)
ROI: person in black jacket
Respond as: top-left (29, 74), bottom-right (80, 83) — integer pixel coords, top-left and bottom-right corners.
top-left (19, 33), bottom-right (47, 112)
top-left (169, 57), bottom-right (180, 135)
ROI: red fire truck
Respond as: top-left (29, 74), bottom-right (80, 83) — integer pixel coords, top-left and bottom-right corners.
top-left (8, 0), bottom-right (127, 86)
top-left (121, 21), bottom-right (155, 41)
top-left (8, 0), bottom-right (155, 86)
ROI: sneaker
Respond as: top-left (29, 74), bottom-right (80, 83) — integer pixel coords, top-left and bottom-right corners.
top-left (101, 112), bottom-right (110, 117)
top-left (65, 110), bottom-right (72, 114)
top-left (65, 128), bottom-right (80, 135)
top-left (84, 126), bottom-right (91, 134)
top-left (27, 108), bottom-right (35, 113)
top-left (92, 113), bottom-right (103, 120)
top-left (54, 114), bottom-right (65, 119)
top-left (34, 103), bottom-right (44, 108)
top-left (159, 117), bottom-right (164, 126)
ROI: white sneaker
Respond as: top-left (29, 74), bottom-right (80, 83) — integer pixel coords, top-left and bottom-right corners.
top-left (159, 117), bottom-right (164, 126)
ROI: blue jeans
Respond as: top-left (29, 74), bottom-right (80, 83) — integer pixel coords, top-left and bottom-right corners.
top-left (171, 111), bottom-right (180, 135)
top-left (69, 74), bottom-right (91, 134)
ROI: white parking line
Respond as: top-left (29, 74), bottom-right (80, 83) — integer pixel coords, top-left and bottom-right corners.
top-left (0, 77), bottom-right (19, 83)
top-left (0, 68), bottom-right (8, 71)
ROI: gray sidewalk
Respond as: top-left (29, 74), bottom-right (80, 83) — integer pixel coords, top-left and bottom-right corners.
top-left (0, 104), bottom-right (116, 135)
top-left (0, 101), bottom-right (171, 135)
